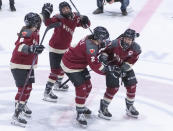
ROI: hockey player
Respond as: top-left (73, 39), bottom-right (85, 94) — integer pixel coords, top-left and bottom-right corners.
top-left (10, 12), bottom-right (44, 127)
top-left (93, 0), bottom-right (129, 16)
top-left (61, 26), bottom-right (110, 127)
top-left (41, 2), bottom-right (91, 102)
top-left (0, 0), bottom-right (16, 11)
top-left (98, 29), bottom-right (141, 120)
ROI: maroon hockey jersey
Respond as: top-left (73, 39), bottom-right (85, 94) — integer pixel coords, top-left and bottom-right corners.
top-left (104, 38), bottom-right (141, 67)
top-left (61, 36), bottom-right (105, 75)
top-left (44, 12), bottom-right (90, 54)
top-left (10, 28), bottom-right (40, 69)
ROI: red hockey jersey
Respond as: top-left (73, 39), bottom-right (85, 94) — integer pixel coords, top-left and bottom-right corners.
top-left (61, 36), bottom-right (105, 75)
top-left (44, 12), bottom-right (90, 54)
top-left (10, 28), bottom-right (40, 69)
top-left (103, 38), bottom-right (141, 68)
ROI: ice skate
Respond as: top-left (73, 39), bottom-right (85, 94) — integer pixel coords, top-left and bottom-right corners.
top-left (125, 98), bottom-right (139, 118)
top-left (22, 103), bottom-right (32, 117)
top-left (83, 106), bottom-right (92, 118)
top-left (43, 84), bottom-right (58, 102)
top-left (76, 112), bottom-right (87, 128)
top-left (11, 103), bottom-right (27, 127)
top-left (98, 99), bottom-right (112, 120)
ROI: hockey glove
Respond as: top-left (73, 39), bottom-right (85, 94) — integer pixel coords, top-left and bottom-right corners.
top-left (42, 3), bottom-right (53, 19)
top-left (106, 65), bottom-right (121, 74)
top-left (98, 53), bottom-right (109, 65)
top-left (80, 16), bottom-right (90, 27)
top-left (29, 45), bottom-right (45, 54)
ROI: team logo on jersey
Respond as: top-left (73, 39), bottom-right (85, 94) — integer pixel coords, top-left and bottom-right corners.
top-left (128, 51), bottom-right (133, 56)
top-left (89, 49), bottom-right (95, 54)
top-left (22, 31), bottom-right (27, 36)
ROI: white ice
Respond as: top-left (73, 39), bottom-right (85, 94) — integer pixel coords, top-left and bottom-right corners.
top-left (0, 0), bottom-right (173, 131)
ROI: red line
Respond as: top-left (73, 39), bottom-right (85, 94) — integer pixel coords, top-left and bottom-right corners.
top-left (129, 0), bottom-right (163, 32)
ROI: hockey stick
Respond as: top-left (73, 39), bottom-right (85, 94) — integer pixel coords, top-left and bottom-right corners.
top-left (59, 78), bottom-right (70, 88)
top-left (18, 22), bottom-right (61, 102)
top-left (69, 0), bottom-right (93, 34)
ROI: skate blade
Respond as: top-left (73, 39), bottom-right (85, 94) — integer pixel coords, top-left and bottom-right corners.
top-left (42, 98), bottom-right (57, 103)
top-left (11, 120), bottom-right (26, 128)
top-left (98, 113), bottom-right (111, 120)
top-left (79, 124), bottom-right (87, 128)
top-left (126, 112), bottom-right (139, 118)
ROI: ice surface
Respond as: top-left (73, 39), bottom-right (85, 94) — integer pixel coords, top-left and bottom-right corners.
top-left (0, 0), bottom-right (173, 130)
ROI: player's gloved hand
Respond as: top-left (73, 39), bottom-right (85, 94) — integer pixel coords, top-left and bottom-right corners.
top-left (80, 15), bottom-right (90, 27)
top-left (98, 53), bottom-right (109, 65)
top-left (106, 65), bottom-right (121, 74)
top-left (42, 3), bottom-right (53, 19)
top-left (29, 45), bottom-right (45, 54)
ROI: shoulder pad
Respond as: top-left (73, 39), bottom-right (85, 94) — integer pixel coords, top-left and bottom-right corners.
top-left (20, 29), bottom-right (32, 38)
top-left (111, 39), bottom-right (118, 48)
top-left (86, 39), bottom-right (99, 56)
top-left (131, 42), bottom-right (142, 54)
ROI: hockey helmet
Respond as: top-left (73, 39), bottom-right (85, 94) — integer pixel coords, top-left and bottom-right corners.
top-left (123, 28), bottom-right (136, 40)
top-left (93, 26), bottom-right (109, 41)
top-left (24, 12), bottom-right (41, 28)
top-left (59, 1), bottom-right (72, 18)
top-left (93, 26), bottom-right (110, 48)
top-left (121, 28), bottom-right (138, 50)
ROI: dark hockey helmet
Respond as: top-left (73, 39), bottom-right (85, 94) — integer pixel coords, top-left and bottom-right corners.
top-left (93, 26), bottom-right (109, 41)
top-left (123, 28), bottom-right (136, 40)
top-left (121, 28), bottom-right (138, 50)
top-left (59, 1), bottom-right (72, 18)
top-left (93, 26), bottom-right (110, 48)
top-left (24, 12), bottom-right (41, 28)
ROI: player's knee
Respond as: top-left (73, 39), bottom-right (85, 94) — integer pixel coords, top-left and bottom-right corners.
top-left (123, 70), bottom-right (137, 87)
